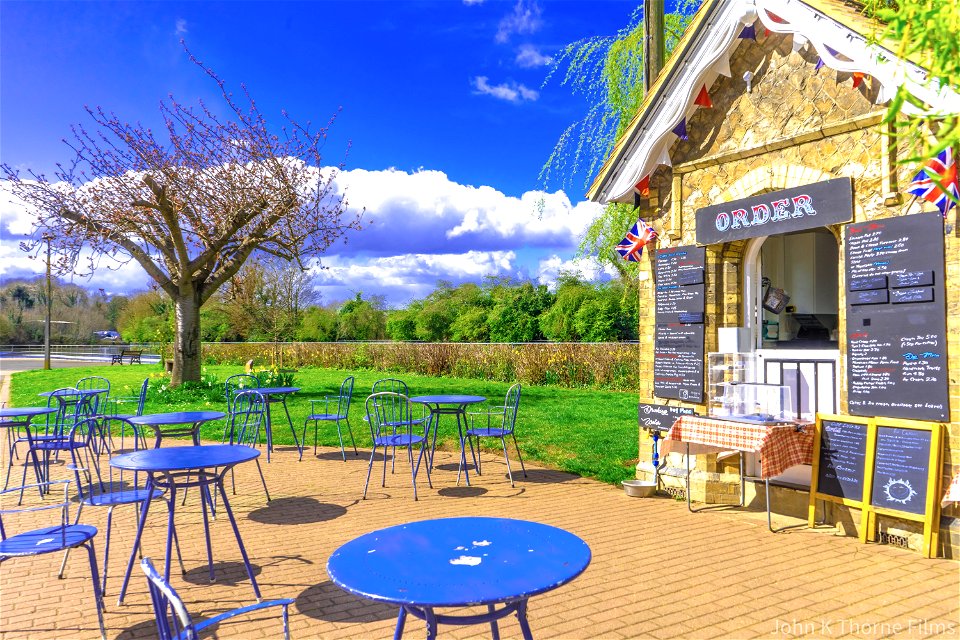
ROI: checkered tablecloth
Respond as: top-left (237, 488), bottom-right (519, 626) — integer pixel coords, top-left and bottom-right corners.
top-left (662, 415), bottom-right (814, 479)
top-left (942, 471), bottom-right (960, 507)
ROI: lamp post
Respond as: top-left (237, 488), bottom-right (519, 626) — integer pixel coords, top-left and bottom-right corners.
top-left (43, 233), bottom-right (52, 370)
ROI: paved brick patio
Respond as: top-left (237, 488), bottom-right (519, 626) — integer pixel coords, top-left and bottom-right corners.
top-left (1, 441), bottom-right (957, 639)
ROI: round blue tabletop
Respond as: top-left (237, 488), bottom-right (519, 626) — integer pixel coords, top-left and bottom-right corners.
top-left (110, 444), bottom-right (259, 472)
top-left (327, 517), bottom-right (591, 608)
top-left (409, 395), bottom-right (486, 405)
top-left (0, 406), bottom-right (58, 419)
top-left (254, 386), bottom-right (300, 395)
top-left (38, 388), bottom-right (106, 397)
top-left (128, 411), bottom-right (226, 427)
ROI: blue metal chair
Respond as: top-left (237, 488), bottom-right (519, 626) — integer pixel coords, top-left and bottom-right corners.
top-left (0, 480), bottom-right (106, 640)
top-left (76, 376), bottom-right (111, 415)
top-left (227, 389), bottom-right (271, 503)
top-left (58, 434), bottom-right (166, 599)
top-left (104, 377), bottom-right (149, 451)
top-left (371, 378), bottom-right (428, 471)
top-left (223, 374), bottom-right (261, 442)
top-left (301, 376), bottom-right (356, 461)
top-left (140, 557), bottom-right (293, 640)
top-left (21, 396), bottom-right (101, 503)
top-left (466, 383), bottom-right (526, 487)
top-left (363, 392), bottom-right (432, 501)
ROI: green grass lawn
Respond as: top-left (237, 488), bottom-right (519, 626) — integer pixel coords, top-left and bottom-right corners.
top-left (8, 364), bottom-right (641, 484)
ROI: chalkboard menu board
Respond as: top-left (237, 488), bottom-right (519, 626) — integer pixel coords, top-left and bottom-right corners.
top-left (654, 246), bottom-right (706, 403)
top-left (654, 246), bottom-right (706, 324)
top-left (654, 325), bottom-right (705, 402)
top-left (638, 402), bottom-right (696, 432)
top-left (870, 425), bottom-right (931, 515)
top-left (815, 419), bottom-right (868, 502)
top-left (844, 213), bottom-right (948, 421)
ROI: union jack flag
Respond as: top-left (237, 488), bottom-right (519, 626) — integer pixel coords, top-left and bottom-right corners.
top-left (616, 219), bottom-right (657, 262)
top-left (907, 147), bottom-right (958, 216)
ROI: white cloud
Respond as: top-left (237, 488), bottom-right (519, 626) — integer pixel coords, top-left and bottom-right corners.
top-left (535, 255), bottom-right (617, 290)
top-left (472, 76), bottom-right (539, 103)
top-left (496, 0), bottom-right (543, 43)
top-left (462, 0), bottom-right (484, 4)
top-left (515, 44), bottom-right (553, 68)
top-left (175, 19), bottom-right (188, 35)
top-left (0, 168), bottom-right (607, 306)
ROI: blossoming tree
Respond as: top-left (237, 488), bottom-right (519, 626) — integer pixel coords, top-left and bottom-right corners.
top-left (2, 51), bottom-right (362, 384)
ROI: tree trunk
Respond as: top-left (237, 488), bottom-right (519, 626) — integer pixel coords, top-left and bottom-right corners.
top-left (172, 287), bottom-right (203, 385)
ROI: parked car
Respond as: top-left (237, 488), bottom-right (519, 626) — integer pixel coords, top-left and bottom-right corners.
top-left (93, 330), bottom-right (122, 342)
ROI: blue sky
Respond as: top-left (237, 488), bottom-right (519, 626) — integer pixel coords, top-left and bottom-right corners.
top-left (0, 0), bottom-right (638, 306)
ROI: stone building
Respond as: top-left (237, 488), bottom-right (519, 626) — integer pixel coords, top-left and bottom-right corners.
top-left (589, 0), bottom-right (959, 556)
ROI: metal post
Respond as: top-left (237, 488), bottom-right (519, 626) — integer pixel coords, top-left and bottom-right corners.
top-left (43, 233), bottom-right (52, 370)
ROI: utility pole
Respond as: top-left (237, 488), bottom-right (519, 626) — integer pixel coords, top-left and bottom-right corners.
top-left (43, 233), bottom-right (52, 370)
top-left (643, 0), bottom-right (665, 91)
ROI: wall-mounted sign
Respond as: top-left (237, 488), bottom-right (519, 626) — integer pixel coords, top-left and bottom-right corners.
top-left (695, 178), bottom-right (853, 245)
top-left (844, 213), bottom-right (948, 422)
top-left (654, 246), bottom-right (706, 403)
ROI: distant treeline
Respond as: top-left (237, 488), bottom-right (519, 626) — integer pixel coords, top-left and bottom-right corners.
top-left (3, 266), bottom-right (639, 345)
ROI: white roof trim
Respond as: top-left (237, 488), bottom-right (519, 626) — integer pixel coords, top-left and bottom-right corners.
top-left (597, 0), bottom-right (960, 204)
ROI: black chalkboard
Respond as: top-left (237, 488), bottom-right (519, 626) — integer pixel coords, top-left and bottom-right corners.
top-left (870, 426), bottom-right (931, 515)
top-left (844, 213), bottom-right (948, 421)
top-left (816, 419), bottom-right (868, 502)
top-left (654, 246), bottom-right (707, 324)
top-left (637, 403), bottom-right (696, 432)
top-left (654, 324), bottom-right (705, 402)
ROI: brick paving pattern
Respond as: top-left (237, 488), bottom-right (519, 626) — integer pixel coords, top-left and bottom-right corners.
top-left (1, 442), bottom-right (957, 639)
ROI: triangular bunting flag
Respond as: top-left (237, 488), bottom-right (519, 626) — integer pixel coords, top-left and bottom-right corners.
top-left (792, 34), bottom-right (808, 53)
top-left (765, 10), bottom-right (787, 23)
top-left (852, 72), bottom-right (865, 88)
top-left (814, 57), bottom-right (824, 73)
top-left (738, 24), bottom-right (756, 40)
top-left (635, 176), bottom-right (650, 197)
top-left (672, 119), bottom-right (688, 141)
top-left (694, 85), bottom-right (713, 108)
top-left (764, 27), bottom-right (770, 37)
top-left (824, 45), bottom-right (840, 58)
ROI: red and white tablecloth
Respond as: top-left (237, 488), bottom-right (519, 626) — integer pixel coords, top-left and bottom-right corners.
top-left (661, 415), bottom-right (814, 479)
top-left (942, 471), bottom-right (960, 507)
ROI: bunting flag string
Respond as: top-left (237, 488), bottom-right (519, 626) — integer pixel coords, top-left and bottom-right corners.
top-left (616, 218), bottom-right (658, 262)
top-left (694, 85), bottom-right (713, 108)
top-left (672, 119), bottom-right (688, 141)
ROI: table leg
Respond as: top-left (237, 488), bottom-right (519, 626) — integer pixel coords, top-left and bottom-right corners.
top-left (393, 607), bottom-right (407, 640)
top-left (428, 410), bottom-right (439, 470)
top-left (199, 474), bottom-right (215, 582)
top-left (215, 476), bottom-right (262, 600)
top-left (488, 604), bottom-right (501, 640)
top-left (455, 408), bottom-right (470, 487)
top-left (516, 600), bottom-right (533, 640)
top-left (118, 476), bottom-right (155, 604)
top-left (264, 401), bottom-right (273, 462)
top-left (163, 483), bottom-right (177, 581)
top-left (424, 607), bottom-right (439, 640)
top-left (280, 398), bottom-right (301, 456)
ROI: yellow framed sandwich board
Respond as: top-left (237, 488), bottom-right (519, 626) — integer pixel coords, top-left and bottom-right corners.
top-left (808, 414), bottom-right (870, 527)
top-left (860, 418), bottom-right (942, 558)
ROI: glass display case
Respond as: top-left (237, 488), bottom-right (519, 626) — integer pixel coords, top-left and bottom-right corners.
top-left (717, 382), bottom-right (794, 423)
top-left (707, 352), bottom-right (758, 417)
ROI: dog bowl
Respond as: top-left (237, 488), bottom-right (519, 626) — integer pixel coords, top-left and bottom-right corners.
top-left (622, 479), bottom-right (657, 497)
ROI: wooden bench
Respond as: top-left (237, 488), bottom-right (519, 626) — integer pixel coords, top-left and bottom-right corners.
top-left (110, 349), bottom-right (143, 365)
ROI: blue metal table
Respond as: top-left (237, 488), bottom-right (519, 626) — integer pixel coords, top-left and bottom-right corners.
top-left (327, 517), bottom-right (591, 640)
top-left (128, 410), bottom-right (226, 448)
top-left (0, 406), bottom-right (57, 491)
top-left (409, 395), bottom-right (485, 485)
top-left (248, 386), bottom-right (300, 461)
top-left (110, 445), bottom-right (261, 604)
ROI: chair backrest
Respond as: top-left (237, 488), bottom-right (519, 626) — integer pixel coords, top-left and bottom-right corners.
top-left (0, 479), bottom-right (72, 546)
top-left (44, 388), bottom-right (96, 436)
top-left (77, 376), bottom-right (110, 414)
top-left (336, 376), bottom-right (355, 418)
top-left (225, 374), bottom-right (260, 412)
top-left (365, 392), bottom-right (415, 439)
top-left (228, 390), bottom-right (266, 447)
top-left (135, 377), bottom-right (149, 417)
top-left (501, 383), bottom-right (522, 434)
top-left (371, 378), bottom-right (410, 396)
top-left (140, 557), bottom-right (199, 640)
